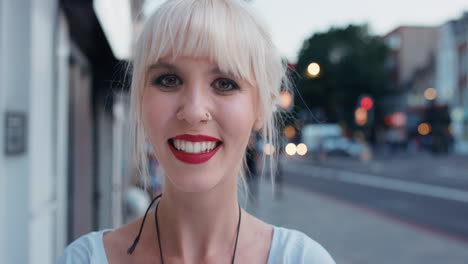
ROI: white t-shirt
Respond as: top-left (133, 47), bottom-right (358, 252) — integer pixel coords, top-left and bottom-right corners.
top-left (56, 226), bottom-right (335, 264)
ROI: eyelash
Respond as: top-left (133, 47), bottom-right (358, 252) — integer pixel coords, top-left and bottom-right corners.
top-left (151, 74), bottom-right (240, 93)
top-left (151, 73), bottom-right (180, 88)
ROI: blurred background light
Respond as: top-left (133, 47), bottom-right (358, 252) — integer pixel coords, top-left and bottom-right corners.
top-left (279, 91), bottom-right (293, 109)
top-left (451, 107), bottom-right (464, 122)
top-left (418, 122), bottom-right (431, 135)
top-left (307, 62), bottom-right (321, 77)
top-left (355, 107), bottom-right (368, 126)
top-left (285, 143), bottom-right (297, 156)
top-left (424, 88), bottom-right (437, 101)
top-left (284, 125), bottom-right (296, 139)
top-left (296, 143), bottom-right (308, 156)
top-left (360, 96), bottom-right (374, 111)
top-left (385, 112), bottom-right (407, 127)
top-left (263, 143), bottom-right (275, 156)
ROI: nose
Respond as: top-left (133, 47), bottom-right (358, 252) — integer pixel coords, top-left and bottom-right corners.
top-left (176, 86), bottom-right (211, 126)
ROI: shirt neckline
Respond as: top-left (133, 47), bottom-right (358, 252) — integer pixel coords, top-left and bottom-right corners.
top-left (99, 226), bottom-right (279, 264)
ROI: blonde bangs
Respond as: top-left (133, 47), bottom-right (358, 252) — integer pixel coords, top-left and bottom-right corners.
top-left (141, 0), bottom-right (270, 85)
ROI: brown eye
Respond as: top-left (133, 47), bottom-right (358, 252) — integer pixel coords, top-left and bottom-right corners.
top-left (152, 74), bottom-right (181, 88)
top-left (212, 78), bottom-right (239, 92)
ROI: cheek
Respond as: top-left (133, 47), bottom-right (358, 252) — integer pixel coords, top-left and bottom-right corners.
top-left (141, 92), bottom-right (172, 147)
top-left (216, 96), bottom-right (257, 145)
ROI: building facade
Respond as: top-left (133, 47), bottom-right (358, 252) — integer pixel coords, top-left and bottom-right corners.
top-left (436, 12), bottom-right (468, 153)
top-left (383, 26), bottom-right (439, 114)
top-left (0, 0), bottom-right (136, 263)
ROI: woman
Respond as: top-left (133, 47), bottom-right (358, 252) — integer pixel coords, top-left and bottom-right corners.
top-left (57, 0), bottom-right (335, 263)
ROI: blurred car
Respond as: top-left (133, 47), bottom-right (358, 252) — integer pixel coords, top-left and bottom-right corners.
top-left (301, 123), bottom-right (364, 158)
top-left (321, 135), bottom-right (364, 157)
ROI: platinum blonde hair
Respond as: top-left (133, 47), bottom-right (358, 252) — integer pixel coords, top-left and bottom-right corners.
top-left (129, 0), bottom-right (290, 194)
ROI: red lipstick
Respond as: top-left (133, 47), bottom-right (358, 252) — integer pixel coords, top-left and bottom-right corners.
top-left (168, 134), bottom-right (222, 164)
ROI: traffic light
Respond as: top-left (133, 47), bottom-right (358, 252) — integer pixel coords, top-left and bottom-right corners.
top-left (360, 96), bottom-right (374, 111)
top-left (355, 95), bottom-right (375, 127)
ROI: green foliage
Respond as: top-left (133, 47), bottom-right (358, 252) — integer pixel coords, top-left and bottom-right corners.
top-left (294, 24), bottom-right (389, 127)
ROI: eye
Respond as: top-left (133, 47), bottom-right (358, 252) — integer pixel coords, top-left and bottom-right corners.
top-left (152, 74), bottom-right (181, 88)
top-left (212, 78), bottom-right (240, 92)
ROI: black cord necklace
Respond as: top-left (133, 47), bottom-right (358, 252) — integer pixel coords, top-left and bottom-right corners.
top-left (155, 198), bottom-right (242, 264)
top-left (128, 194), bottom-right (242, 264)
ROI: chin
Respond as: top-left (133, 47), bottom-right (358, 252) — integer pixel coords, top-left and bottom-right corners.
top-left (164, 170), bottom-right (227, 193)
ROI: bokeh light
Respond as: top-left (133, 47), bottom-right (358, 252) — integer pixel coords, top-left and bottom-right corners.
top-left (307, 62), bottom-right (320, 77)
top-left (418, 123), bottom-right (431, 135)
top-left (279, 91), bottom-right (293, 109)
top-left (451, 107), bottom-right (464, 121)
top-left (424, 88), bottom-right (437, 101)
top-left (296, 143), bottom-right (308, 156)
top-left (285, 143), bottom-right (297, 156)
top-left (284, 125), bottom-right (296, 139)
top-left (360, 96), bottom-right (374, 111)
top-left (355, 107), bottom-right (368, 126)
top-left (263, 143), bottom-right (275, 155)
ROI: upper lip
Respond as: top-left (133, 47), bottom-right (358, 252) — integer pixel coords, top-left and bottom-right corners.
top-left (171, 134), bottom-right (221, 142)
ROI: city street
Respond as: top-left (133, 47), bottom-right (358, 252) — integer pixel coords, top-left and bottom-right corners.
top-left (248, 153), bottom-right (468, 264)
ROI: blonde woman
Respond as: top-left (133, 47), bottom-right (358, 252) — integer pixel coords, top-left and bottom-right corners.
top-left (57, 0), bottom-right (335, 263)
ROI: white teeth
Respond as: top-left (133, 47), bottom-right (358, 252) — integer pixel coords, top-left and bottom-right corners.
top-left (173, 139), bottom-right (218, 153)
top-left (202, 142), bottom-right (207, 151)
top-left (187, 142), bottom-right (193, 153)
top-left (194, 142), bottom-right (201, 153)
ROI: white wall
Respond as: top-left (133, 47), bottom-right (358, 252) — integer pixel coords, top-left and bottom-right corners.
top-left (54, 10), bottom-right (71, 256)
top-left (0, 0), bottom-right (33, 263)
top-left (29, 0), bottom-right (57, 262)
top-left (0, 0), bottom-right (67, 263)
top-left (0, 0), bottom-right (5, 261)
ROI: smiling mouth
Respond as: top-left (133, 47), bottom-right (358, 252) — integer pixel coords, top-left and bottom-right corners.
top-left (168, 139), bottom-right (222, 154)
top-left (167, 137), bottom-right (223, 164)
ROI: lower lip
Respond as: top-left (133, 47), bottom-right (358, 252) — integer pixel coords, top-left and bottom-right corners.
top-left (168, 142), bottom-right (221, 164)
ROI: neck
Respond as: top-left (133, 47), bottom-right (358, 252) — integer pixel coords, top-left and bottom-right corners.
top-left (157, 179), bottom-right (241, 261)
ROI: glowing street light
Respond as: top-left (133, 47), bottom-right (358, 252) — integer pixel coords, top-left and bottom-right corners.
top-left (296, 143), bottom-right (308, 156)
top-left (285, 143), bottom-right (297, 156)
top-left (424, 88), bottom-right (437, 101)
top-left (307, 62), bottom-right (320, 77)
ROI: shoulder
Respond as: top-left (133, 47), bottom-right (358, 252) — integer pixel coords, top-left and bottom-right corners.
top-left (56, 230), bottom-right (111, 264)
top-left (269, 226), bottom-right (335, 264)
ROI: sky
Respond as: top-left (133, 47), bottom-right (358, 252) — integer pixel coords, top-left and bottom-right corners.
top-left (143, 0), bottom-right (468, 62)
top-left (250, 0), bottom-right (468, 62)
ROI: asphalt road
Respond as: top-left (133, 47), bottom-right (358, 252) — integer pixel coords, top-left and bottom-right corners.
top-left (281, 153), bottom-right (468, 243)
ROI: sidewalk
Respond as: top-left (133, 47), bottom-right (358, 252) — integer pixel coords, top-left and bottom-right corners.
top-left (247, 181), bottom-right (468, 264)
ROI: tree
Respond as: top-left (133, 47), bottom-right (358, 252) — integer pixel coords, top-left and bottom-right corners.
top-left (293, 24), bottom-right (389, 131)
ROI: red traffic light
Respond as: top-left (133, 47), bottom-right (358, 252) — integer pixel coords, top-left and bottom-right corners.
top-left (360, 96), bottom-right (373, 111)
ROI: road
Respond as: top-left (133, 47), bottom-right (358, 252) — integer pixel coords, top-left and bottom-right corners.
top-left (281, 153), bottom-right (468, 242)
